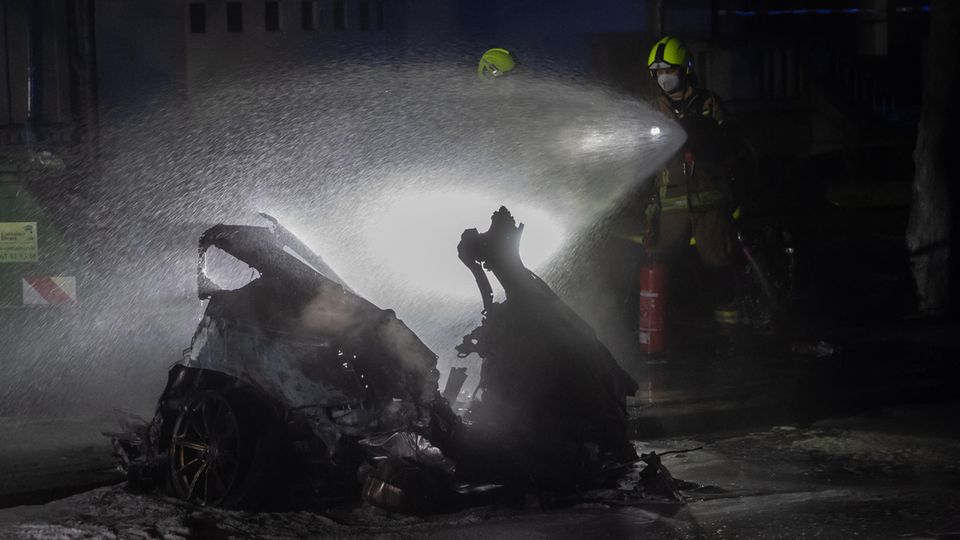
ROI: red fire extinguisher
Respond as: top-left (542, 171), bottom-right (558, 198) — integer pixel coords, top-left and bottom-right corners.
top-left (638, 259), bottom-right (666, 354)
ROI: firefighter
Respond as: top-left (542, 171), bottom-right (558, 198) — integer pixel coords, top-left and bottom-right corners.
top-left (643, 36), bottom-right (739, 326)
top-left (477, 48), bottom-right (517, 79)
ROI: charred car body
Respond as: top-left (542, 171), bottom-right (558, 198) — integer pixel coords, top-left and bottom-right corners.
top-left (113, 209), bottom-right (640, 511)
top-left (113, 214), bottom-right (457, 508)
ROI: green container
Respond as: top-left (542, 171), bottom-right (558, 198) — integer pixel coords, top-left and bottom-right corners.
top-left (0, 155), bottom-right (71, 306)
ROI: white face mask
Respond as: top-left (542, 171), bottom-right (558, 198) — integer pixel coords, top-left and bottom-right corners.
top-left (657, 72), bottom-right (681, 94)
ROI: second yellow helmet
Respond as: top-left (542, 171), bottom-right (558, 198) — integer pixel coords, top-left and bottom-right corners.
top-left (478, 48), bottom-right (517, 79)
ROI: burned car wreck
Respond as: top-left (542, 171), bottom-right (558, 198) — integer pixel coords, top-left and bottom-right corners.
top-left (112, 209), bottom-right (647, 512)
top-left (112, 214), bottom-right (459, 509)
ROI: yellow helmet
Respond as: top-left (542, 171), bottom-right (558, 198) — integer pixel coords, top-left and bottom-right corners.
top-left (478, 48), bottom-right (516, 79)
top-left (647, 36), bottom-right (692, 75)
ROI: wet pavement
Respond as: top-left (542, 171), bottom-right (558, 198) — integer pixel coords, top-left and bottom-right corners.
top-left (1, 315), bottom-right (959, 538)
top-left (0, 417), bottom-right (122, 509)
top-left (627, 317), bottom-right (960, 438)
top-left (1, 401), bottom-right (958, 539)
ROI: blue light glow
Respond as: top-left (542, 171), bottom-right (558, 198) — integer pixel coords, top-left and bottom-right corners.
top-left (719, 6), bottom-right (928, 17)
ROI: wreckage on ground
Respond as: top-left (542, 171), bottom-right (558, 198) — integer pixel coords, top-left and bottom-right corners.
top-left (111, 209), bottom-right (642, 512)
top-left (454, 207), bottom-right (639, 490)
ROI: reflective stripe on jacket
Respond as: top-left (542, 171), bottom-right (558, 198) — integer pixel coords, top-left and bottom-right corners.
top-left (652, 87), bottom-right (730, 213)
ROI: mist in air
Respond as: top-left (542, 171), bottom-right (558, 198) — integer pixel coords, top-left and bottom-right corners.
top-left (1, 57), bottom-right (684, 417)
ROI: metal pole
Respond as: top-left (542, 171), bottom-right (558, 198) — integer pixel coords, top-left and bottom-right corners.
top-left (25, 0), bottom-right (40, 153)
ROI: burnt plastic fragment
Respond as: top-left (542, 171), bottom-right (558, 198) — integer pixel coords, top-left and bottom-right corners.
top-left (637, 451), bottom-right (683, 501)
top-left (456, 207), bottom-right (639, 491)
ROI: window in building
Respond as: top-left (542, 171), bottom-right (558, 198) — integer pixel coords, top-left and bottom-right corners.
top-left (333, 0), bottom-right (346, 30)
top-left (265, 1), bottom-right (281, 31)
top-left (227, 2), bottom-right (243, 32)
top-left (189, 3), bottom-right (206, 33)
top-left (301, 1), bottom-right (319, 30)
top-left (359, 0), bottom-right (370, 30)
top-left (376, 0), bottom-right (384, 30)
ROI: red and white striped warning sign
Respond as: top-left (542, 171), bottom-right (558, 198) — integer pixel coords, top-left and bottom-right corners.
top-left (22, 276), bottom-right (77, 305)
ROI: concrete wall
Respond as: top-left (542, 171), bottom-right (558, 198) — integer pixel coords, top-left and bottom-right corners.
top-left (91, 0), bottom-right (652, 99)
top-left (96, 1), bottom-right (186, 111)
top-left (182, 0), bottom-right (402, 85)
top-left (459, 0), bottom-right (648, 71)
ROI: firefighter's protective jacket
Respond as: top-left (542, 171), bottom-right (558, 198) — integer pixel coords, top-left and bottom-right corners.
top-left (652, 87), bottom-right (731, 214)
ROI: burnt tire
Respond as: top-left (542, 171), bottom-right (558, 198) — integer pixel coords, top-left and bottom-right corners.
top-left (167, 389), bottom-right (279, 509)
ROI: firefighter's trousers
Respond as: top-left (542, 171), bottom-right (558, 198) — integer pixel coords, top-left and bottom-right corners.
top-left (650, 207), bottom-right (734, 269)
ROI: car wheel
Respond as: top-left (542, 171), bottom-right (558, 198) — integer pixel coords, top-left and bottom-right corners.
top-left (167, 389), bottom-right (274, 508)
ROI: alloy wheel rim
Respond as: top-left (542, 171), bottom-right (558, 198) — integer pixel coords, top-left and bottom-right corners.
top-left (169, 392), bottom-right (242, 506)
